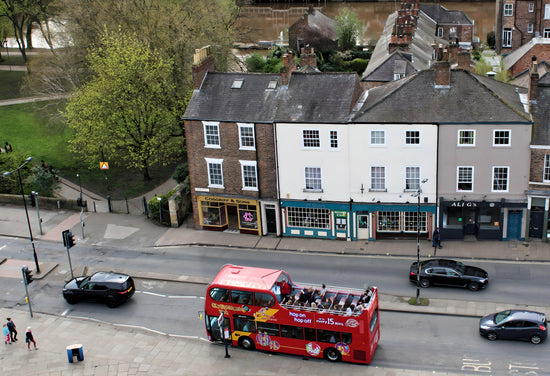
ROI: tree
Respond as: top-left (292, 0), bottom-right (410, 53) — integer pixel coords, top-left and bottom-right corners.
top-left (64, 30), bottom-right (183, 181)
top-left (335, 7), bottom-right (363, 51)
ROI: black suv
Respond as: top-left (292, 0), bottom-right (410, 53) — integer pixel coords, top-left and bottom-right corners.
top-left (63, 271), bottom-right (135, 308)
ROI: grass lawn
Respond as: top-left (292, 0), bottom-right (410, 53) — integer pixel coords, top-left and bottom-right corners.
top-left (0, 100), bottom-right (178, 199)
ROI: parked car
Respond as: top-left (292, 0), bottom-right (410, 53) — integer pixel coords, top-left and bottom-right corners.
top-left (409, 258), bottom-right (488, 291)
top-left (479, 310), bottom-right (547, 344)
top-left (63, 271), bottom-right (135, 308)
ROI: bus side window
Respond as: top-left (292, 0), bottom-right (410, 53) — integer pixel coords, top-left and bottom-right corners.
top-left (257, 322), bottom-right (280, 337)
top-left (234, 316), bottom-right (256, 333)
top-left (254, 292), bottom-right (275, 307)
top-left (342, 332), bottom-right (352, 344)
top-left (317, 329), bottom-right (341, 343)
top-left (209, 288), bottom-right (230, 302)
top-left (304, 327), bottom-right (316, 341)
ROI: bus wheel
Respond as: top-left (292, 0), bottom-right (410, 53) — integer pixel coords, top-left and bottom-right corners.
top-left (324, 348), bottom-right (342, 362)
top-left (239, 337), bottom-right (255, 351)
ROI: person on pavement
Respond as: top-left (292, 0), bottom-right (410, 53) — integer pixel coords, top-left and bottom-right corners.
top-left (25, 327), bottom-right (38, 350)
top-left (6, 317), bottom-right (17, 342)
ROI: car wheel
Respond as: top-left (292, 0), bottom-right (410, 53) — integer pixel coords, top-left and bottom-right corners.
top-left (324, 348), bottom-right (342, 362)
top-left (240, 337), bottom-right (255, 350)
top-left (106, 296), bottom-right (118, 308)
top-left (468, 282), bottom-right (480, 291)
top-left (530, 335), bottom-right (542, 344)
top-left (487, 332), bottom-right (498, 341)
top-left (64, 296), bottom-right (77, 305)
top-left (420, 278), bottom-right (430, 288)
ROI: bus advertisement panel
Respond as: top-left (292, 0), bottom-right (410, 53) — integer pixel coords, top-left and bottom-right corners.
top-left (204, 264), bottom-right (380, 364)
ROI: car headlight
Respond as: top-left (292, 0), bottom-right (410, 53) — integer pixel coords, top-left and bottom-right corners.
top-left (480, 325), bottom-right (490, 330)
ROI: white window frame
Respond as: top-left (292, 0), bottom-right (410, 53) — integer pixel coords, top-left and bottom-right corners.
top-left (457, 166), bottom-right (474, 192)
top-left (405, 166), bottom-right (421, 191)
top-left (545, 4), bottom-right (550, 19)
top-left (457, 130), bottom-right (476, 146)
top-left (528, 23), bottom-right (534, 34)
top-left (370, 166), bottom-right (386, 191)
top-left (206, 158), bottom-right (224, 188)
top-left (544, 154), bottom-right (550, 182)
top-left (544, 28), bottom-right (550, 38)
top-left (203, 122), bottom-right (221, 148)
top-left (239, 160), bottom-right (258, 191)
top-left (493, 129), bottom-right (511, 146)
top-left (504, 3), bottom-right (513, 16)
top-left (405, 130), bottom-right (421, 145)
top-left (370, 130), bottom-right (386, 146)
top-left (503, 29), bottom-right (512, 47)
top-left (329, 130), bottom-right (339, 150)
top-left (238, 123), bottom-right (255, 150)
top-left (302, 129), bottom-right (321, 149)
top-left (304, 167), bottom-right (322, 192)
top-left (437, 27), bottom-right (443, 37)
top-left (492, 166), bottom-right (509, 192)
top-left (529, 3), bottom-right (534, 12)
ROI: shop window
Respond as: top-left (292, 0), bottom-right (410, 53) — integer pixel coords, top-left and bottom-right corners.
top-left (443, 206), bottom-right (463, 229)
top-left (239, 204), bottom-right (258, 230)
top-left (479, 207), bottom-right (500, 229)
top-left (403, 211), bottom-right (428, 232)
top-left (377, 211), bottom-right (400, 232)
top-left (201, 201), bottom-right (224, 226)
top-left (286, 207), bottom-right (330, 229)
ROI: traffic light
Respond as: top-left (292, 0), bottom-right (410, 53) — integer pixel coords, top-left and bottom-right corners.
top-left (23, 266), bottom-right (33, 284)
top-left (68, 231), bottom-right (76, 248)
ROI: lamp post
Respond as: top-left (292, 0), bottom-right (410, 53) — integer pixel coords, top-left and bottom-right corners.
top-left (76, 173), bottom-right (83, 202)
top-left (3, 157), bottom-right (40, 273)
top-left (31, 191), bottom-right (42, 235)
top-left (415, 178), bottom-right (428, 305)
top-left (157, 196), bottom-right (163, 225)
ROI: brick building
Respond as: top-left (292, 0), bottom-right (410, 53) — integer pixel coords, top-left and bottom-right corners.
top-left (503, 37), bottom-right (550, 77)
top-left (496, 0), bottom-right (550, 55)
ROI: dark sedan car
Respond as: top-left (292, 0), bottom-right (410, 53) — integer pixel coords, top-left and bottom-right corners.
top-left (63, 271), bottom-right (135, 308)
top-left (480, 310), bottom-right (547, 344)
top-left (409, 258), bottom-right (488, 291)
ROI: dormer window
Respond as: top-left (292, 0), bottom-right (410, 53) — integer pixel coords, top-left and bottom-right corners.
top-left (232, 79), bottom-right (244, 89)
top-left (267, 80), bottom-right (277, 89)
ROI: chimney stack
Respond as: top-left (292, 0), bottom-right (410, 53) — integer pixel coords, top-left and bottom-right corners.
top-left (281, 51), bottom-right (297, 85)
top-left (192, 45), bottom-right (215, 89)
top-left (300, 45), bottom-right (317, 68)
top-left (458, 50), bottom-right (472, 71)
top-left (528, 55), bottom-right (539, 106)
top-left (434, 61), bottom-right (451, 87)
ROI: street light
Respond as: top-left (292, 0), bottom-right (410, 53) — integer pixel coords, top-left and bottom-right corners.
top-left (2, 157), bottom-right (40, 273)
top-left (157, 196), bottom-right (163, 225)
top-left (415, 178), bottom-right (428, 305)
top-left (31, 191), bottom-right (42, 235)
top-left (76, 172), bottom-right (83, 203)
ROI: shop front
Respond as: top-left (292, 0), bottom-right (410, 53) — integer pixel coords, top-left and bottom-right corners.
top-left (439, 199), bottom-right (526, 241)
top-left (197, 195), bottom-right (261, 235)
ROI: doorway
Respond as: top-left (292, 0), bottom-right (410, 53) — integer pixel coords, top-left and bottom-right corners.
top-left (265, 205), bottom-right (277, 233)
top-left (463, 208), bottom-right (478, 235)
top-left (227, 205), bottom-right (239, 231)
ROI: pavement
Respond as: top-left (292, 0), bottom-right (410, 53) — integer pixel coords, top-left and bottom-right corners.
top-left (2, 180), bottom-right (550, 375)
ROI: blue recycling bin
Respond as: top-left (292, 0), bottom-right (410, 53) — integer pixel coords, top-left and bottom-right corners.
top-left (66, 344), bottom-right (84, 363)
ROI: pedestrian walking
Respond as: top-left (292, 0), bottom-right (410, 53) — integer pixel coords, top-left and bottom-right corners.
top-left (3, 323), bottom-right (11, 344)
top-left (25, 327), bottom-right (38, 350)
top-left (432, 227), bottom-right (442, 255)
top-left (6, 317), bottom-right (17, 342)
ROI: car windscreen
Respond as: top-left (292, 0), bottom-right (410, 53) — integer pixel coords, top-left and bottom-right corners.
top-left (77, 276), bottom-right (91, 287)
top-left (494, 310), bottom-right (512, 325)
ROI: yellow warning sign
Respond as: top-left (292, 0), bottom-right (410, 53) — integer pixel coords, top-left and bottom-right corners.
top-left (100, 162), bottom-right (109, 170)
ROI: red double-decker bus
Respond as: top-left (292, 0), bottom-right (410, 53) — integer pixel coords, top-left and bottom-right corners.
top-left (204, 264), bottom-right (380, 364)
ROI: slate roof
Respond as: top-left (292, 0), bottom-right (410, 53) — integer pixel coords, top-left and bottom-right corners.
top-left (503, 38), bottom-right (550, 73)
top-left (361, 11), bottom-right (446, 82)
top-left (352, 69), bottom-right (530, 124)
top-left (275, 72), bottom-right (362, 123)
top-left (292, 8), bottom-right (338, 42)
top-left (532, 74), bottom-right (550, 145)
top-left (510, 61), bottom-right (550, 87)
top-left (419, 4), bottom-right (473, 25)
top-left (183, 72), bottom-right (281, 123)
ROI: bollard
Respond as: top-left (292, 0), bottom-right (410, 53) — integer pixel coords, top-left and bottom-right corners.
top-left (143, 196), bottom-right (149, 217)
top-left (107, 195), bottom-right (112, 212)
top-left (125, 197), bottom-right (129, 214)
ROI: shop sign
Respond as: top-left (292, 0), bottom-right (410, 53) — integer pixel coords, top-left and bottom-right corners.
top-left (450, 201), bottom-right (478, 208)
top-left (334, 211), bottom-right (347, 217)
top-left (199, 196), bottom-right (256, 205)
